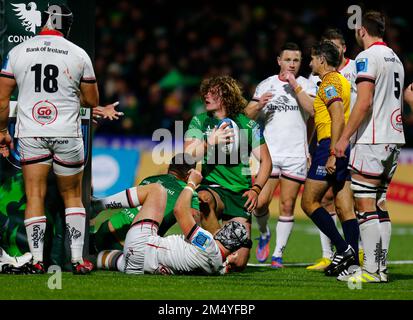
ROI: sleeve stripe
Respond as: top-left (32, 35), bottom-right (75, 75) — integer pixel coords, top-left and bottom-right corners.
top-left (186, 224), bottom-right (199, 241)
top-left (80, 77), bottom-right (97, 83)
top-left (326, 97), bottom-right (343, 108)
top-left (355, 76), bottom-right (375, 84)
top-left (0, 71), bottom-right (15, 79)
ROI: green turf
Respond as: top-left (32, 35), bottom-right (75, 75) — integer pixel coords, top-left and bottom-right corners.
top-left (1, 219), bottom-right (413, 300)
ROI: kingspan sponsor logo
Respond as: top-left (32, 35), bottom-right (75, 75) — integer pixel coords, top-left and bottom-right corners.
top-left (266, 103), bottom-right (299, 112)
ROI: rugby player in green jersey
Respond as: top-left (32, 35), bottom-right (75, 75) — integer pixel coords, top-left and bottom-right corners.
top-left (184, 76), bottom-right (272, 271)
top-left (90, 153), bottom-right (201, 253)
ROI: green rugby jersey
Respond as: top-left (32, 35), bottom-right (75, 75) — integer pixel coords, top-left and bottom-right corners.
top-left (185, 112), bottom-right (265, 192)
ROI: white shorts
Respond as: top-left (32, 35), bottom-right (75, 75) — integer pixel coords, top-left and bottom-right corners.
top-left (270, 157), bottom-right (307, 183)
top-left (349, 144), bottom-right (401, 200)
top-left (123, 220), bottom-right (159, 275)
top-left (349, 144), bottom-right (401, 179)
top-left (18, 137), bottom-right (84, 176)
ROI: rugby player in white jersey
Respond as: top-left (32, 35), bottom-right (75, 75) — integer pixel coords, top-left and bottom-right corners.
top-left (245, 43), bottom-right (316, 268)
top-left (98, 168), bottom-right (251, 275)
top-left (306, 29), bottom-right (360, 271)
top-left (335, 11), bottom-right (405, 283)
top-left (0, 4), bottom-right (108, 274)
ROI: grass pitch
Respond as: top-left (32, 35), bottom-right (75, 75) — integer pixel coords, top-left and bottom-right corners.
top-left (1, 219), bottom-right (413, 300)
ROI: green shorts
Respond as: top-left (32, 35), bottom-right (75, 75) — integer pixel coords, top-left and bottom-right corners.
top-left (200, 185), bottom-right (252, 223)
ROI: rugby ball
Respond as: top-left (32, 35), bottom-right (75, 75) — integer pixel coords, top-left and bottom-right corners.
top-left (217, 118), bottom-right (240, 155)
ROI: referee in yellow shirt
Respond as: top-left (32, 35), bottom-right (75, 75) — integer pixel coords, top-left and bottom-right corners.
top-left (300, 41), bottom-right (359, 278)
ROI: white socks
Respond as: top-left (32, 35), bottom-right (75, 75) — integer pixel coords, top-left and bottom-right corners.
top-left (273, 216), bottom-right (294, 258)
top-left (319, 212), bottom-right (337, 259)
top-left (65, 207), bottom-right (86, 263)
top-left (378, 211), bottom-right (391, 273)
top-left (357, 212), bottom-right (381, 273)
top-left (24, 216), bottom-right (47, 263)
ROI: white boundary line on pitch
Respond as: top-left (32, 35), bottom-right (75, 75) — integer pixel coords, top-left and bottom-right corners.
top-left (247, 260), bottom-right (413, 267)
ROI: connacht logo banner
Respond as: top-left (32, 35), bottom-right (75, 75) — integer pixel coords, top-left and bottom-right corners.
top-left (2, 1), bottom-right (66, 56)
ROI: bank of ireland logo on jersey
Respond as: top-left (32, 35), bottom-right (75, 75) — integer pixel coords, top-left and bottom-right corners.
top-left (11, 2), bottom-right (42, 34)
top-left (391, 108), bottom-right (403, 132)
top-left (32, 100), bottom-right (58, 125)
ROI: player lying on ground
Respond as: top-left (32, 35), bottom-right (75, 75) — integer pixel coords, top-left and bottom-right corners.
top-left (98, 169), bottom-right (251, 275)
top-left (90, 153), bottom-right (200, 252)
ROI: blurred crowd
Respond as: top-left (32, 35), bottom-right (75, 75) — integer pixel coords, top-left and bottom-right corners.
top-left (93, 0), bottom-right (413, 146)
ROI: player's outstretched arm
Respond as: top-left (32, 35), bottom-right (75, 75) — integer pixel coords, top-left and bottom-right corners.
top-left (174, 169), bottom-right (203, 237)
top-left (92, 101), bottom-right (124, 123)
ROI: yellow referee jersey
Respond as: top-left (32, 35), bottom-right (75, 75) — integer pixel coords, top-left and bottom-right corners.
top-left (313, 71), bottom-right (351, 142)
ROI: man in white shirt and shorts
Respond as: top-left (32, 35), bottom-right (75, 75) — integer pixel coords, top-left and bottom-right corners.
top-left (245, 42), bottom-right (315, 268)
top-left (0, 4), bottom-right (102, 274)
top-left (335, 11), bottom-right (405, 283)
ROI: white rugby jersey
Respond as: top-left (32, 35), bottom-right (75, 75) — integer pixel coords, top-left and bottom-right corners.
top-left (253, 75), bottom-right (316, 158)
top-left (144, 226), bottom-right (224, 275)
top-left (353, 42), bottom-right (405, 144)
top-left (0, 30), bottom-right (96, 138)
top-left (308, 58), bottom-right (357, 109)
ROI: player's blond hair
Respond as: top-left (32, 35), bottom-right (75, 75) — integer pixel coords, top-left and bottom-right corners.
top-left (200, 75), bottom-right (247, 118)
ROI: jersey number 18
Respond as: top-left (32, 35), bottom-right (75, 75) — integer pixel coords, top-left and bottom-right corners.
top-left (31, 64), bottom-right (59, 93)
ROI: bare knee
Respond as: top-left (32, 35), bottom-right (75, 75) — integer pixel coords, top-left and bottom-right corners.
top-left (148, 183), bottom-right (167, 201)
top-left (280, 198), bottom-right (295, 216)
top-left (335, 202), bottom-right (355, 221)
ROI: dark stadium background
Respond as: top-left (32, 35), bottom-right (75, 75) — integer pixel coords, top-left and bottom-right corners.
top-left (92, 0), bottom-right (413, 146)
